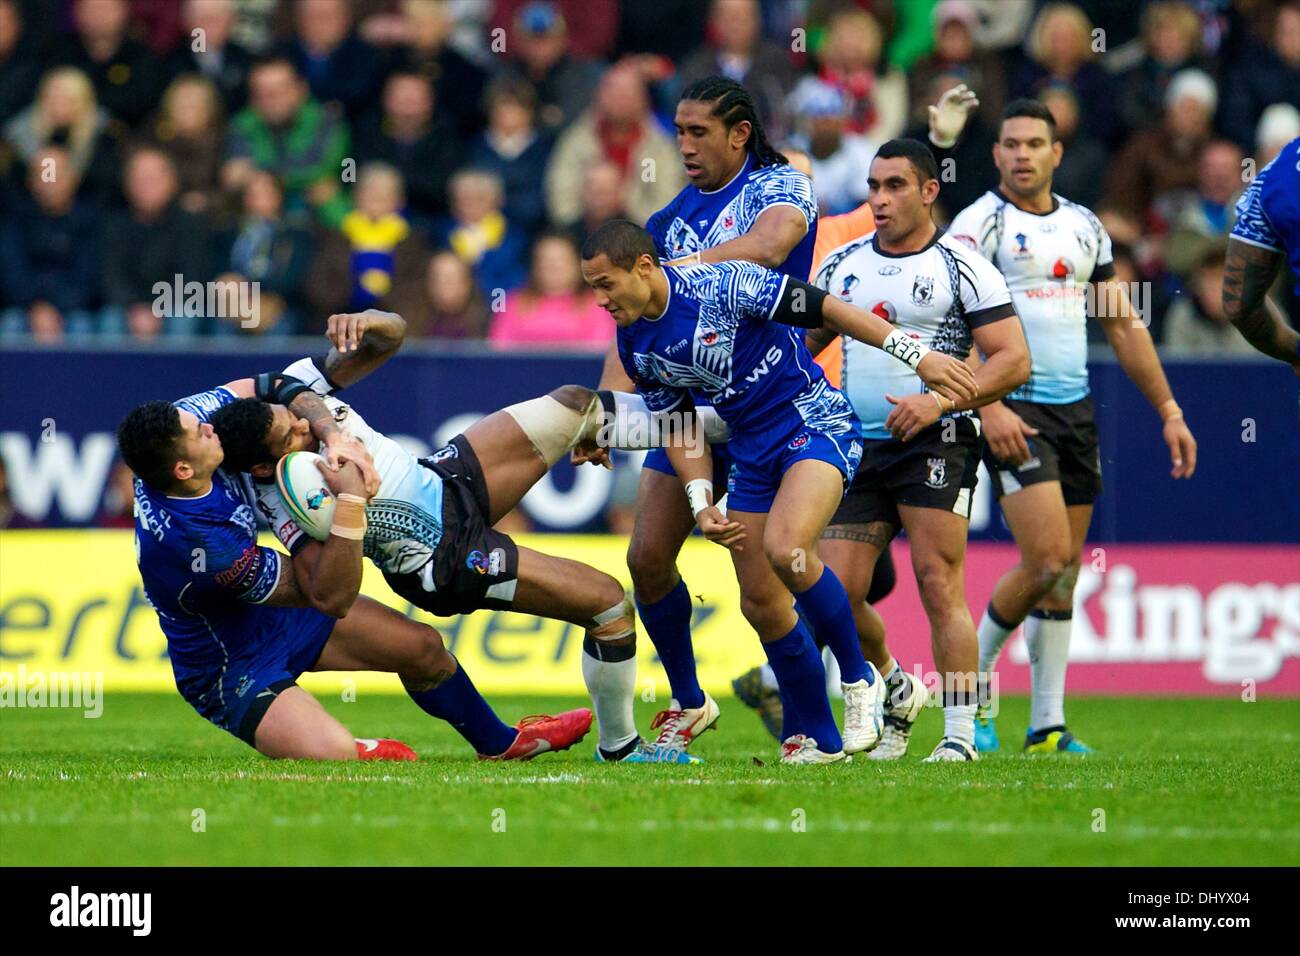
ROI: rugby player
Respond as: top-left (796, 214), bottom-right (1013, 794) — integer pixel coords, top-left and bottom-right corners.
top-left (946, 100), bottom-right (1198, 754)
top-left (581, 219), bottom-right (979, 763)
top-left (211, 310), bottom-right (692, 764)
top-left (117, 319), bottom-right (591, 761)
top-left (811, 138), bottom-right (1031, 762)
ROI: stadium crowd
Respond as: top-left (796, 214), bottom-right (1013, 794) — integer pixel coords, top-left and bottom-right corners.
top-left (0, 0), bottom-right (1297, 349)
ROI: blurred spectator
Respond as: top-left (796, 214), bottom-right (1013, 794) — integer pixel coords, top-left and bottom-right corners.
top-left (353, 70), bottom-right (461, 227)
top-left (0, 0), bottom-right (40, 127)
top-left (55, 0), bottom-right (167, 128)
top-left (1011, 3), bottom-right (1114, 145)
top-left (544, 62), bottom-right (683, 228)
top-left (679, 0), bottom-right (797, 140)
top-left (229, 0), bottom-right (279, 54)
top-left (308, 162), bottom-right (428, 321)
top-left (0, 146), bottom-right (100, 341)
top-left (1164, 139), bottom-right (1244, 279)
top-left (563, 160), bottom-right (628, 249)
top-left (436, 168), bottom-right (528, 296)
top-left (1164, 246), bottom-right (1257, 355)
top-left (1113, 1), bottom-right (1211, 142)
top-left (491, 0), bottom-right (617, 61)
top-left (813, 9), bottom-right (908, 142)
top-left (167, 0), bottom-right (254, 114)
top-left (962, 0), bottom-right (1036, 53)
top-left (1255, 102), bottom-right (1300, 168)
top-left (489, 231), bottom-right (614, 350)
top-left (397, 0), bottom-right (490, 139)
top-left (97, 460), bottom-right (138, 528)
top-left (131, 0), bottom-right (185, 55)
top-left (278, 0), bottom-right (385, 123)
top-left (468, 76), bottom-right (553, 239)
top-left (908, 0), bottom-right (1007, 130)
top-left (407, 249), bottom-right (492, 339)
top-left (100, 145), bottom-right (212, 339)
top-left (2, 67), bottom-right (123, 205)
top-left (212, 169), bottom-right (315, 336)
top-left (1038, 83), bottom-right (1106, 210)
top-left (1221, 0), bottom-right (1300, 150)
top-left (1105, 69), bottom-right (1215, 227)
top-left (148, 74), bottom-right (225, 214)
top-left (905, 73), bottom-right (996, 220)
top-left (222, 55), bottom-right (350, 228)
top-left (506, 1), bottom-right (603, 134)
top-left (786, 79), bottom-right (875, 216)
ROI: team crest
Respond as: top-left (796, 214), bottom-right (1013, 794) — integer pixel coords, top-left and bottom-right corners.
top-left (925, 457), bottom-right (948, 489)
top-left (839, 274), bottom-right (860, 297)
top-left (788, 432), bottom-right (810, 451)
top-left (699, 329), bottom-right (721, 346)
top-left (1013, 232), bottom-right (1032, 256)
top-left (1075, 230), bottom-right (1095, 257)
top-left (430, 443), bottom-right (459, 463)
top-left (911, 275), bottom-right (934, 306)
top-left (466, 550), bottom-right (489, 574)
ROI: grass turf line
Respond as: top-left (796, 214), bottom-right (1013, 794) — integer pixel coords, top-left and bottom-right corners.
top-left (2, 693), bottom-right (1297, 866)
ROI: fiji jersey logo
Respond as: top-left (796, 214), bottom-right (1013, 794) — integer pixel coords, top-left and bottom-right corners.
top-left (911, 275), bottom-right (934, 306)
top-left (1013, 232), bottom-right (1032, 256)
top-left (1075, 230), bottom-right (1095, 257)
top-left (1051, 257), bottom-right (1076, 280)
top-left (839, 274), bottom-right (860, 297)
top-left (699, 329), bottom-right (721, 347)
top-left (870, 300), bottom-right (897, 323)
top-left (925, 457), bottom-right (948, 489)
top-left (464, 547), bottom-right (507, 576)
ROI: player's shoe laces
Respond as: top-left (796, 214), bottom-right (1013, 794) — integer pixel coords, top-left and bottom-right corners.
top-left (1023, 725), bottom-right (1093, 755)
top-left (780, 734), bottom-right (850, 765)
top-left (731, 666), bottom-right (783, 741)
top-left (841, 662), bottom-right (886, 754)
top-left (354, 738), bottom-right (417, 761)
top-left (922, 736), bottom-right (979, 762)
top-left (594, 737), bottom-right (702, 764)
top-left (974, 703), bottom-right (999, 753)
top-left (478, 709), bottom-right (593, 761)
top-left (869, 670), bottom-right (927, 761)
top-left (649, 691), bottom-right (721, 751)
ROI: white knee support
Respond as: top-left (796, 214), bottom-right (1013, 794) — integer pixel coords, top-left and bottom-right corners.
top-left (588, 597), bottom-right (635, 642)
top-left (503, 392), bottom-right (605, 466)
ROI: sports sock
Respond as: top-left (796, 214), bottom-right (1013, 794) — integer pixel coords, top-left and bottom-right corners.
top-left (635, 579), bottom-right (704, 709)
top-left (405, 660), bottom-right (516, 756)
top-left (977, 603), bottom-right (1018, 703)
top-left (942, 688), bottom-right (977, 746)
top-left (582, 636), bottom-right (639, 753)
top-left (793, 566), bottom-right (870, 684)
top-left (762, 621), bottom-right (842, 753)
top-left (1025, 610), bottom-right (1072, 731)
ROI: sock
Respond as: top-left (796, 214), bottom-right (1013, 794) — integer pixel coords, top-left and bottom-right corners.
top-left (582, 636), bottom-right (639, 754)
top-left (793, 567), bottom-right (870, 685)
top-left (762, 620), bottom-right (842, 753)
top-left (1026, 610), bottom-right (1072, 731)
top-left (942, 686), bottom-right (977, 746)
top-left (635, 579), bottom-right (704, 709)
top-left (977, 604), bottom-right (1018, 703)
top-left (405, 660), bottom-right (516, 756)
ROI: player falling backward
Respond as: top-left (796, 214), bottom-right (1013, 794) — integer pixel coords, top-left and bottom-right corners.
top-left (943, 99), bottom-right (1198, 754)
top-left (581, 219), bottom-right (980, 763)
top-left (211, 310), bottom-right (696, 764)
top-left (116, 315), bottom-right (603, 762)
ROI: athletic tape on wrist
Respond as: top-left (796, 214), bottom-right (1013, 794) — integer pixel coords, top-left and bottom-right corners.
top-left (882, 329), bottom-right (929, 370)
top-left (330, 492), bottom-right (367, 540)
top-left (685, 478), bottom-right (713, 518)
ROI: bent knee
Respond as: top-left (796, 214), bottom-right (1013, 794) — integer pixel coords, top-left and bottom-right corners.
top-left (402, 625), bottom-right (455, 685)
top-left (626, 540), bottom-right (679, 599)
top-left (549, 384), bottom-right (598, 412)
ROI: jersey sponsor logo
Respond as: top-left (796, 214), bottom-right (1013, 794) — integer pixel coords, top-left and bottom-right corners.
top-left (666, 338), bottom-right (691, 354)
top-left (1051, 257), bottom-right (1076, 280)
top-left (877, 265), bottom-right (902, 275)
top-left (870, 300), bottom-right (897, 323)
top-left (911, 275), bottom-right (935, 306)
top-left (925, 457), bottom-right (948, 489)
top-left (277, 519), bottom-right (298, 543)
top-left (839, 274), bottom-right (860, 296)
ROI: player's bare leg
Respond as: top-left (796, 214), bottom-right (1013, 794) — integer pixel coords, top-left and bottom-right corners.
top-left (897, 503), bottom-right (980, 762)
top-left (253, 686), bottom-right (359, 760)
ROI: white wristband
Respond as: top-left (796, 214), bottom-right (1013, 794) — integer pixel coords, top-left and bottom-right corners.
top-left (882, 329), bottom-right (930, 370)
top-left (685, 478), bottom-right (713, 518)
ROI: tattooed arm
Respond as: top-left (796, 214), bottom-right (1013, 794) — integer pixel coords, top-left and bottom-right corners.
top-left (1222, 238), bottom-right (1300, 368)
top-left (319, 310), bottom-right (407, 388)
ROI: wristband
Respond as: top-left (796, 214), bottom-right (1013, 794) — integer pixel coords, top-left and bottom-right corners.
top-left (330, 492), bottom-right (368, 540)
top-left (1158, 399), bottom-right (1184, 422)
top-left (882, 329), bottom-right (930, 370)
top-left (685, 478), bottom-right (713, 518)
top-left (931, 392), bottom-right (952, 414)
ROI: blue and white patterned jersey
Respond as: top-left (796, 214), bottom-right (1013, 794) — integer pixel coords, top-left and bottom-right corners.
top-left (1231, 137), bottom-right (1300, 295)
top-left (134, 386), bottom-right (283, 676)
top-left (617, 261), bottom-right (854, 443)
top-left (646, 155), bottom-right (819, 281)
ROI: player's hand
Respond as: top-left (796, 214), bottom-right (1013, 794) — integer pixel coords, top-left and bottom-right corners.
top-left (1163, 416), bottom-right (1197, 479)
top-left (697, 506), bottom-right (746, 551)
top-left (979, 401), bottom-right (1037, 466)
top-left (324, 435), bottom-right (380, 498)
top-left (571, 439), bottom-right (613, 469)
top-left (916, 351), bottom-right (979, 404)
top-left (314, 458), bottom-right (367, 498)
top-left (884, 393), bottom-right (944, 441)
top-left (326, 312), bottom-right (376, 353)
top-left (928, 83), bottom-right (979, 148)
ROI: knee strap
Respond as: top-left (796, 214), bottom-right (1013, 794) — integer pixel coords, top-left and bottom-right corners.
top-left (588, 597), bottom-right (635, 642)
top-left (503, 393), bottom-right (605, 466)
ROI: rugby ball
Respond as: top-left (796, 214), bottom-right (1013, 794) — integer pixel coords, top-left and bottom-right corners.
top-left (275, 451), bottom-right (335, 541)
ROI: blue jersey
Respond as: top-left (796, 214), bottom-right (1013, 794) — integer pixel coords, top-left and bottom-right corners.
top-left (133, 387), bottom-right (286, 677)
top-left (1231, 137), bottom-right (1300, 294)
top-left (646, 155), bottom-right (819, 281)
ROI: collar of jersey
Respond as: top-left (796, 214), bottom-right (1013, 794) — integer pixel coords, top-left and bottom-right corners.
top-left (698, 154), bottom-right (755, 196)
top-left (995, 187), bottom-right (1060, 216)
top-left (871, 227), bottom-right (943, 258)
top-left (645, 269), bottom-right (677, 321)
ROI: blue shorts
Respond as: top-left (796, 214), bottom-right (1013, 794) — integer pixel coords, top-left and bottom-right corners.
top-left (643, 444), bottom-right (733, 488)
top-left (173, 606), bottom-right (336, 745)
top-left (724, 418), bottom-right (863, 514)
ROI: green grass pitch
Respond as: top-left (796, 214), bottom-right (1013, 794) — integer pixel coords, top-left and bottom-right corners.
top-left (2, 692), bottom-right (1297, 866)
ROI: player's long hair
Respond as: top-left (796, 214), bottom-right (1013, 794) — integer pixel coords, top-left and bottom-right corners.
top-left (679, 76), bottom-right (788, 168)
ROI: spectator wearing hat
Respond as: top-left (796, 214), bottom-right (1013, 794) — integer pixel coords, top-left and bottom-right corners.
top-left (490, 0), bottom-right (617, 61)
top-left (908, 0), bottom-right (1006, 131)
top-left (469, 76), bottom-right (553, 241)
top-left (785, 78), bottom-right (877, 217)
top-left (1255, 102), bottom-right (1300, 168)
top-left (1221, 0), bottom-right (1300, 151)
top-left (504, 1), bottom-right (603, 135)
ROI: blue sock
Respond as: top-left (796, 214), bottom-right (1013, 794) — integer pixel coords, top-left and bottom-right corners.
top-left (794, 566), bottom-right (870, 685)
top-left (636, 579), bottom-right (705, 709)
top-left (405, 660), bottom-right (517, 756)
top-left (762, 621), bottom-right (843, 753)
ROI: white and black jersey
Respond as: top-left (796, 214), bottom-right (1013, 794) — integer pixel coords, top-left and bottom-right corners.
top-left (813, 231), bottom-right (1017, 439)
